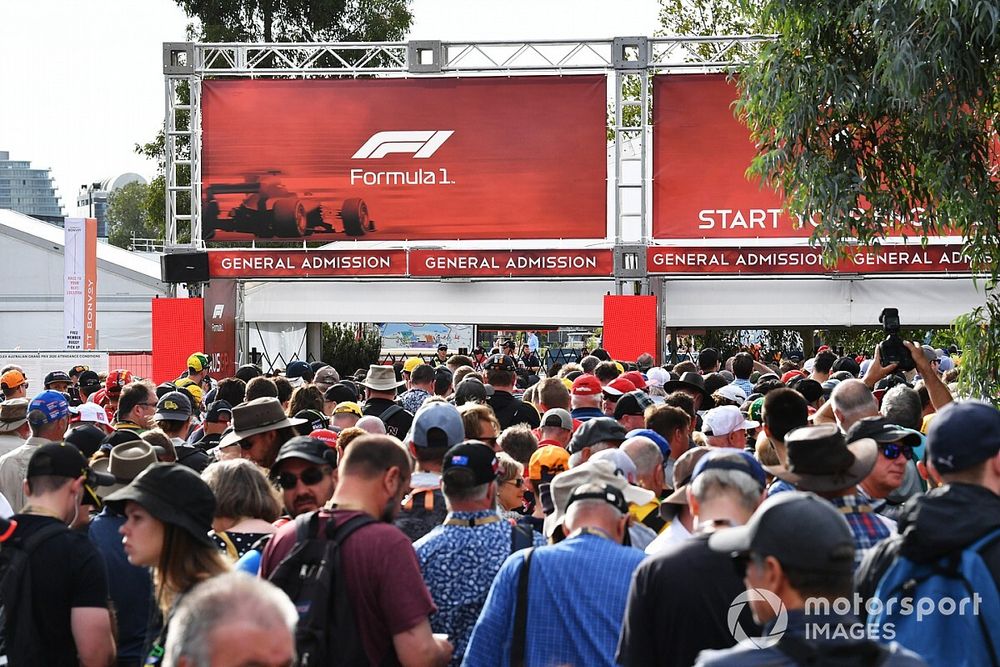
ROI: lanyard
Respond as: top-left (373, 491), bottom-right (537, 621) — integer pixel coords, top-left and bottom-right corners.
top-left (443, 513), bottom-right (501, 528)
top-left (568, 526), bottom-right (617, 542)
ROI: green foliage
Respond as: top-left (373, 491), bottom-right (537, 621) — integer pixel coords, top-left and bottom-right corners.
top-left (736, 0), bottom-right (1000, 270)
top-left (657, 0), bottom-right (765, 61)
top-left (321, 322), bottom-right (381, 378)
top-left (177, 0), bottom-right (412, 43)
top-left (106, 182), bottom-right (160, 249)
top-left (953, 300), bottom-right (1000, 405)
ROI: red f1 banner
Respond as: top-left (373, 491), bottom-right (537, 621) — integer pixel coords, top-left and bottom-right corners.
top-left (409, 249), bottom-right (614, 278)
top-left (653, 74), bottom-right (810, 240)
top-left (201, 76), bottom-right (607, 243)
top-left (647, 245), bottom-right (976, 275)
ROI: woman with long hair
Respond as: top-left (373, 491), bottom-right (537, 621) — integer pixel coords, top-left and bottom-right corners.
top-left (105, 463), bottom-right (229, 666)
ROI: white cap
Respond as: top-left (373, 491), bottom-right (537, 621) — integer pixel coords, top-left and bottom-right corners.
top-left (69, 402), bottom-right (111, 427)
top-left (703, 405), bottom-right (759, 437)
top-left (715, 384), bottom-right (747, 404)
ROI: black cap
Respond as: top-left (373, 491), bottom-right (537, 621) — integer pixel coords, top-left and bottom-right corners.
top-left (613, 390), bottom-right (656, 419)
top-left (68, 365), bottom-right (90, 379)
top-left (437, 343), bottom-right (449, 351)
top-left (204, 400), bottom-right (233, 423)
top-left (708, 491), bottom-right (855, 574)
top-left (324, 383), bottom-right (359, 404)
top-left (272, 435), bottom-right (338, 474)
top-left (78, 370), bottom-right (101, 391)
top-left (64, 424), bottom-right (108, 459)
top-left (99, 429), bottom-right (143, 453)
top-left (156, 382), bottom-right (177, 399)
top-left (235, 364), bottom-right (263, 382)
top-left (104, 463), bottom-right (216, 547)
top-left (27, 442), bottom-right (115, 488)
top-left (794, 378), bottom-right (824, 404)
top-left (44, 370), bottom-right (71, 387)
top-left (294, 409), bottom-right (328, 435)
top-left (846, 416), bottom-right (922, 448)
top-left (484, 354), bottom-right (516, 372)
top-left (567, 417), bottom-right (627, 453)
top-left (927, 400), bottom-right (1000, 473)
top-left (443, 441), bottom-right (499, 485)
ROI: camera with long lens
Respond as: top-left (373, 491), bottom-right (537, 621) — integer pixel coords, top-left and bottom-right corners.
top-left (877, 308), bottom-right (915, 372)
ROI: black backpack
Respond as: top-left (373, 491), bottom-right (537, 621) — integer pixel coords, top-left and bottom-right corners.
top-left (267, 512), bottom-right (375, 667)
top-left (395, 486), bottom-right (449, 542)
top-left (776, 633), bottom-right (892, 667)
top-left (0, 520), bottom-right (66, 665)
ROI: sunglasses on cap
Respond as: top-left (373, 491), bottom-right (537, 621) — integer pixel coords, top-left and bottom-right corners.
top-left (879, 443), bottom-right (914, 461)
top-left (276, 466), bottom-right (329, 490)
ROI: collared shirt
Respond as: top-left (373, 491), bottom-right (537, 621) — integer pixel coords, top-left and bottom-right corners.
top-left (630, 499), bottom-right (667, 534)
top-left (730, 378), bottom-right (754, 397)
top-left (767, 478), bottom-right (797, 496)
top-left (570, 406), bottom-right (606, 423)
top-left (463, 532), bottom-right (645, 667)
top-left (398, 388), bottom-right (431, 414)
top-left (415, 509), bottom-right (545, 666)
top-left (828, 492), bottom-right (894, 571)
top-left (645, 517), bottom-right (691, 555)
top-left (0, 436), bottom-right (53, 512)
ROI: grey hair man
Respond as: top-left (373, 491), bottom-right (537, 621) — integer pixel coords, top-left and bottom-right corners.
top-left (162, 572), bottom-right (297, 667)
top-left (830, 379), bottom-right (878, 432)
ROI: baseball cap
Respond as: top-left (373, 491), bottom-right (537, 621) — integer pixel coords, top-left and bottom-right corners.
top-left (603, 377), bottom-right (637, 398)
top-left (591, 448), bottom-right (640, 484)
top-left (285, 360), bottom-right (312, 381)
top-left (69, 402), bottom-right (111, 428)
top-left (187, 353), bottom-right (211, 372)
top-left (204, 400), bottom-right (233, 423)
top-left (544, 458), bottom-right (655, 537)
top-left (154, 391), bottom-right (193, 422)
top-left (64, 424), bottom-right (109, 459)
top-left (622, 371), bottom-right (648, 391)
top-left (28, 391), bottom-right (70, 425)
top-left (174, 378), bottom-right (204, 408)
top-left (409, 401), bottom-right (464, 449)
top-left (106, 369), bottom-right (133, 395)
top-left (571, 375), bottom-right (602, 396)
top-left (567, 417), bottom-right (627, 453)
top-left (780, 370), bottom-right (806, 385)
top-left (324, 383), bottom-right (359, 404)
top-left (403, 357), bottom-right (425, 373)
top-left (483, 354), bottom-right (516, 372)
top-left (44, 370), bottom-right (71, 387)
top-left (310, 428), bottom-right (340, 449)
top-left (709, 491), bottom-right (855, 574)
top-left (540, 408), bottom-right (573, 431)
top-left (613, 390), bottom-right (655, 420)
top-left (27, 442), bottom-right (115, 488)
top-left (1, 370), bottom-right (26, 392)
top-left (625, 428), bottom-right (671, 460)
top-left (443, 441), bottom-right (499, 485)
top-left (68, 365), bottom-right (90, 379)
top-left (294, 409), bottom-right (328, 434)
top-left (271, 435), bottom-right (338, 473)
top-left (714, 384), bottom-right (747, 404)
top-left (794, 378), bottom-right (824, 404)
top-left (332, 402), bottom-right (363, 417)
top-left (78, 370), bottom-right (101, 391)
top-left (691, 448), bottom-right (767, 491)
top-left (646, 367), bottom-right (670, 388)
top-left (313, 366), bottom-right (340, 390)
top-left (846, 416), bottom-right (922, 448)
top-left (437, 343), bottom-right (449, 352)
top-left (702, 405), bottom-right (759, 436)
top-left (926, 400), bottom-right (1000, 473)
top-left (528, 445), bottom-right (570, 482)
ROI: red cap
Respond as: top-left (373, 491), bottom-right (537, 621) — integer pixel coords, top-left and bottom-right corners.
top-left (310, 428), bottom-right (339, 449)
top-left (106, 369), bottom-right (133, 394)
top-left (780, 370), bottom-right (806, 385)
top-left (571, 375), bottom-right (602, 396)
top-left (817, 345), bottom-right (831, 354)
top-left (603, 377), bottom-right (637, 397)
top-left (622, 371), bottom-right (647, 390)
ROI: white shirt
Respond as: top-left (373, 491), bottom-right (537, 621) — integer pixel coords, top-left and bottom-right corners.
top-left (644, 517), bottom-right (692, 555)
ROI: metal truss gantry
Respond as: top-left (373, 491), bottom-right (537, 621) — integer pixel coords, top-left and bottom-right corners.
top-left (162, 35), bottom-right (771, 294)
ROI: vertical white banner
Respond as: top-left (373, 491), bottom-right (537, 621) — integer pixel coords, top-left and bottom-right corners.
top-left (64, 218), bottom-right (85, 350)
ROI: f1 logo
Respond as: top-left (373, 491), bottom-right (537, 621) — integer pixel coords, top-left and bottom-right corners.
top-left (212, 304), bottom-right (225, 319)
top-left (352, 130), bottom-right (454, 159)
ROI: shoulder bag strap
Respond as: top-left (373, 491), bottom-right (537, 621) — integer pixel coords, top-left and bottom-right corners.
top-left (510, 547), bottom-right (535, 667)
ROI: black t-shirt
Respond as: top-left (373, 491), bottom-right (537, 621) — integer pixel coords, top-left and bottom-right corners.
top-left (362, 398), bottom-right (414, 440)
top-left (616, 532), bottom-right (760, 667)
top-left (9, 514), bottom-right (110, 667)
top-left (487, 390), bottom-right (541, 430)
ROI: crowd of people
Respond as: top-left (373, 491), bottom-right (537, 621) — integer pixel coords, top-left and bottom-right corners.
top-left (0, 339), bottom-right (995, 666)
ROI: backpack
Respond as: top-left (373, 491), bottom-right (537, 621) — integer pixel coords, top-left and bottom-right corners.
top-left (267, 512), bottom-right (375, 667)
top-left (867, 526), bottom-right (1000, 667)
top-left (395, 486), bottom-right (449, 542)
top-left (0, 521), bottom-right (66, 665)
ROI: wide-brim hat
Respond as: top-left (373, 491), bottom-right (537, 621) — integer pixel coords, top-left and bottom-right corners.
top-left (544, 459), bottom-right (655, 537)
top-left (0, 398), bottom-right (28, 433)
top-left (764, 423), bottom-right (878, 493)
top-left (663, 372), bottom-right (714, 407)
top-left (105, 463), bottom-right (216, 547)
top-left (218, 397), bottom-right (306, 449)
top-left (93, 441), bottom-right (158, 498)
top-left (359, 364), bottom-right (405, 391)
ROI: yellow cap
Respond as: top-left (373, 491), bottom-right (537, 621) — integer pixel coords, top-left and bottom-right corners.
top-left (333, 401), bottom-right (363, 417)
top-left (403, 357), bottom-right (425, 373)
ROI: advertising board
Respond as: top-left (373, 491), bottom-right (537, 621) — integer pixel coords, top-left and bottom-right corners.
top-left (202, 76), bottom-right (607, 243)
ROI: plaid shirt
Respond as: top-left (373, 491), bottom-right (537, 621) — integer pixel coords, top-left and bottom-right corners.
top-left (829, 492), bottom-right (893, 571)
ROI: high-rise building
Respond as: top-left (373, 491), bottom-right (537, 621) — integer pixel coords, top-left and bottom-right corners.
top-left (77, 173), bottom-right (148, 238)
top-left (0, 150), bottom-right (65, 225)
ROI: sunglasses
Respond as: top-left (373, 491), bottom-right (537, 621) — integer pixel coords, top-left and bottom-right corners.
top-left (505, 478), bottom-right (524, 488)
top-left (880, 443), bottom-right (914, 461)
top-left (276, 466), bottom-right (328, 489)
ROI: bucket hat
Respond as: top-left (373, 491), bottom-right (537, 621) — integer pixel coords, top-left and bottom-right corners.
top-left (359, 365), bottom-right (404, 391)
top-left (217, 397), bottom-right (306, 450)
top-left (765, 423), bottom-right (878, 493)
top-left (105, 463), bottom-right (216, 547)
top-left (92, 441), bottom-right (158, 498)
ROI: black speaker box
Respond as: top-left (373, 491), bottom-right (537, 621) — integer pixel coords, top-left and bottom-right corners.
top-left (161, 252), bottom-right (210, 283)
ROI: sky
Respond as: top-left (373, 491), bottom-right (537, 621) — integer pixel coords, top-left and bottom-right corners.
top-left (0, 0), bottom-right (661, 217)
